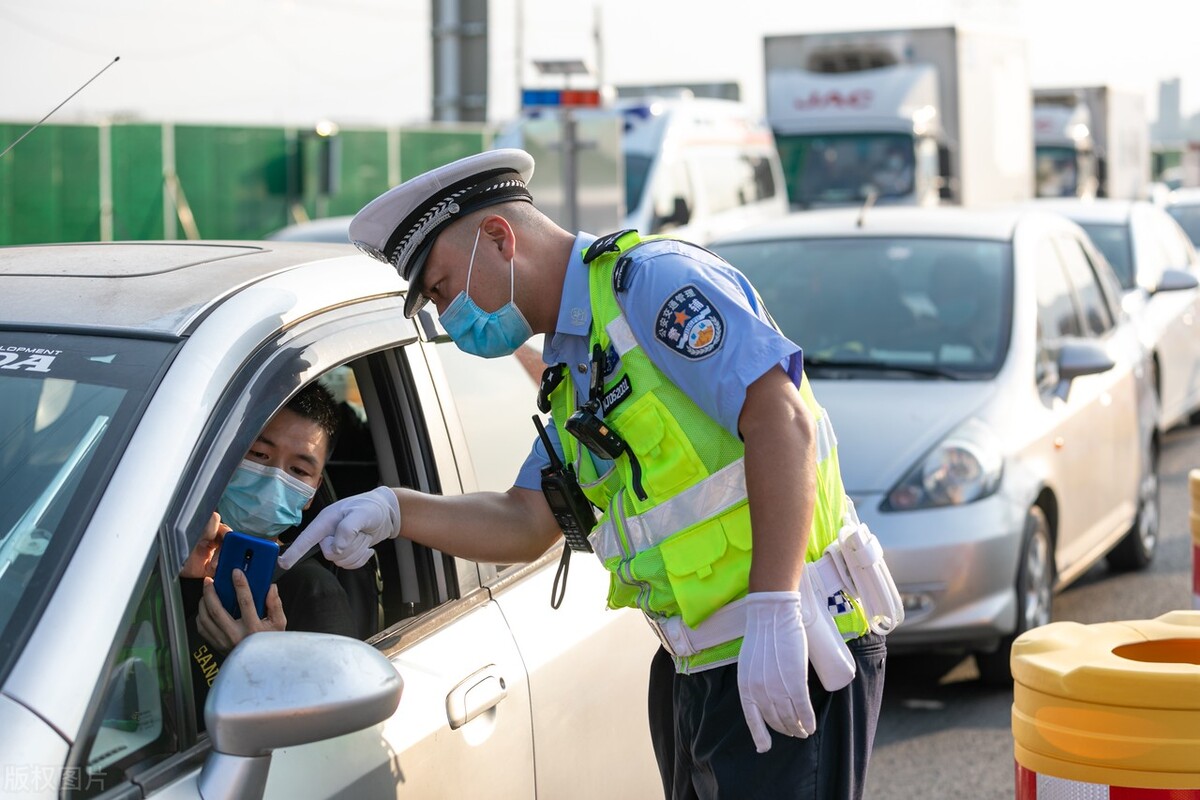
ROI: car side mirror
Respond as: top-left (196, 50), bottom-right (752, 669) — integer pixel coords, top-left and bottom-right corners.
top-left (198, 632), bottom-right (402, 800)
top-left (658, 196), bottom-right (691, 229)
top-left (1054, 339), bottom-right (1115, 400)
top-left (1154, 267), bottom-right (1199, 294)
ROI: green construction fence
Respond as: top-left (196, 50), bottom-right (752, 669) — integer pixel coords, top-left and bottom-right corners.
top-left (0, 121), bottom-right (493, 246)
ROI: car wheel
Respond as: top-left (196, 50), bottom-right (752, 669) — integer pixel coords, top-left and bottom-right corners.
top-left (976, 505), bottom-right (1053, 685)
top-left (1106, 437), bottom-right (1160, 571)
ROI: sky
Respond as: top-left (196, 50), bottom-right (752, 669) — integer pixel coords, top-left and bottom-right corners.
top-left (1, 0), bottom-right (1198, 128)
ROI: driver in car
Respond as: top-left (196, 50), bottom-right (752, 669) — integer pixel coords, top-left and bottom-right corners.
top-left (178, 383), bottom-right (357, 715)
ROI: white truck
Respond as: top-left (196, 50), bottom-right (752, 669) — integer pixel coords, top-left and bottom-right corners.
top-left (1033, 86), bottom-right (1150, 200)
top-left (764, 26), bottom-right (1033, 208)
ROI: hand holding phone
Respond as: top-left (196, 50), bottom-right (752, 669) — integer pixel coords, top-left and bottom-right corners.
top-left (198, 572), bottom-right (286, 654)
top-left (213, 531), bottom-right (279, 619)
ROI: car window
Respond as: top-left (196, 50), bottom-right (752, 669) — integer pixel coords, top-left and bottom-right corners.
top-left (651, 159), bottom-right (693, 232)
top-left (1055, 235), bottom-right (1114, 336)
top-left (1034, 237), bottom-right (1082, 390)
top-left (1077, 236), bottom-right (1126, 324)
top-left (0, 333), bottom-right (172, 685)
top-left (1078, 222), bottom-right (1135, 290)
top-left (690, 152), bottom-right (776, 214)
top-left (749, 154), bottom-right (780, 201)
top-left (1167, 202), bottom-right (1200, 249)
top-left (624, 152), bottom-right (653, 216)
top-left (1155, 210), bottom-right (1197, 270)
top-left (75, 559), bottom-right (178, 798)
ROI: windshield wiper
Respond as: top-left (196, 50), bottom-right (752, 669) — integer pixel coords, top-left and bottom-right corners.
top-left (804, 358), bottom-right (963, 379)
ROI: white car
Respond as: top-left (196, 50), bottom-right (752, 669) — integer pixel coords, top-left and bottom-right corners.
top-left (0, 241), bottom-right (660, 798)
top-left (710, 206), bottom-right (1160, 682)
top-left (1034, 198), bottom-right (1200, 431)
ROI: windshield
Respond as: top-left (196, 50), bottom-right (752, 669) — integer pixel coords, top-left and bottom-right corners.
top-left (1078, 222), bottom-right (1134, 290)
top-left (776, 132), bottom-right (915, 206)
top-left (1167, 204), bottom-right (1200, 249)
top-left (1035, 146), bottom-right (1081, 198)
top-left (0, 332), bottom-right (171, 679)
top-left (710, 236), bottom-right (1013, 375)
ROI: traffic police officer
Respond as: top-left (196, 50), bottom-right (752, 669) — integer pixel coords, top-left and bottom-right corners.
top-left (282, 148), bottom-right (896, 800)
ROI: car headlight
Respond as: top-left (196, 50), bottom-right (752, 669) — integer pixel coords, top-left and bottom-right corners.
top-left (883, 418), bottom-right (1003, 511)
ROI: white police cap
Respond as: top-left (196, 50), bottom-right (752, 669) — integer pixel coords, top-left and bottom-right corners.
top-left (349, 148), bottom-right (535, 317)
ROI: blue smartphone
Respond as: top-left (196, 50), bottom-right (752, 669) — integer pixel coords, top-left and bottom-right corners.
top-left (213, 531), bottom-right (279, 620)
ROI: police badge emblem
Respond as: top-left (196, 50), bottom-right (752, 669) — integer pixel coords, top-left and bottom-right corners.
top-left (654, 285), bottom-right (725, 360)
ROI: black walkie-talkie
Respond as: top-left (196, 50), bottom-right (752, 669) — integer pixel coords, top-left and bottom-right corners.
top-left (533, 415), bottom-right (595, 553)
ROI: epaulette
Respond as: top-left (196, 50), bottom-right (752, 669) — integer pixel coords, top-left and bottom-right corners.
top-left (582, 229), bottom-right (638, 264)
top-left (537, 363), bottom-right (567, 413)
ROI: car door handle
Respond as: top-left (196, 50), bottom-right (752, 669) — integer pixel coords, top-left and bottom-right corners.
top-left (446, 665), bottom-right (507, 730)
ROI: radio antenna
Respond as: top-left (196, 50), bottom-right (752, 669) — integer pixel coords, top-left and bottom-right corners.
top-left (0, 56), bottom-right (121, 160)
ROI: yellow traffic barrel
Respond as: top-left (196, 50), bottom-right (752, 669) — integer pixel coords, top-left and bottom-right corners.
top-left (1012, 611), bottom-right (1200, 798)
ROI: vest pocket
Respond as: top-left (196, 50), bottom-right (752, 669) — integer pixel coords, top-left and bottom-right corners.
top-left (658, 501), bottom-right (752, 628)
top-left (615, 395), bottom-right (705, 505)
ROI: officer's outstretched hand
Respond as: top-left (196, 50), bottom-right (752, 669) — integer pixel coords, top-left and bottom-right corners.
top-left (737, 591), bottom-right (817, 753)
top-left (278, 486), bottom-right (402, 570)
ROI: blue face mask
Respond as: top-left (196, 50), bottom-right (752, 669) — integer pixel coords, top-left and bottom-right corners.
top-left (217, 459), bottom-right (317, 538)
top-left (439, 226), bottom-right (533, 358)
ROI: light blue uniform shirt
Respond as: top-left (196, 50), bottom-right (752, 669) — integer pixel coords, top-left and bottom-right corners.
top-left (515, 232), bottom-right (802, 491)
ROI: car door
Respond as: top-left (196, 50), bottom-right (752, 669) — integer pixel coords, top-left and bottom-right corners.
top-left (1052, 232), bottom-right (1140, 569)
top-left (61, 301), bottom-right (538, 800)
top-left (1032, 235), bottom-right (1100, 573)
top-left (257, 338), bottom-right (538, 798)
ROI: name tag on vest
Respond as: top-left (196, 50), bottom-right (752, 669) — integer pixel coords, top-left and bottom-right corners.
top-left (601, 374), bottom-right (632, 415)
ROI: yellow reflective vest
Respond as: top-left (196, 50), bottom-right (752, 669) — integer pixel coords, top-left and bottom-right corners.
top-left (547, 231), bottom-right (868, 672)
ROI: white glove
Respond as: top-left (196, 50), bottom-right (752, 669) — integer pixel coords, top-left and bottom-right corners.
top-left (278, 486), bottom-right (401, 570)
top-left (737, 591), bottom-right (816, 753)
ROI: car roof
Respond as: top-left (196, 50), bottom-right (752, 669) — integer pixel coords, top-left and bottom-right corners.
top-left (1167, 187), bottom-right (1200, 207)
top-left (708, 206), bottom-right (1035, 245)
top-left (0, 241), bottom-right (403, 339)
top-left (1026, 197), bottom-right (1138, 224)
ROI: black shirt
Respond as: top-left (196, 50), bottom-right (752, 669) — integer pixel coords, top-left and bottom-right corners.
top-left (182, 556), bottom-right (357, 723)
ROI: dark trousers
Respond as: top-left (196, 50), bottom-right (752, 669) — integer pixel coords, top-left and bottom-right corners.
top-left (649, 633), bottom-right (886, 800)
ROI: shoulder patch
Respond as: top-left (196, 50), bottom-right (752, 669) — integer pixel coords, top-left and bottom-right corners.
top-left (582, 229), bottom-right (637, 264)
top-left (655, 285), bottom-right (725, 360)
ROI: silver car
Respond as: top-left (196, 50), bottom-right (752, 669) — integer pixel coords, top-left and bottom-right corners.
top-left (1033, 197), bottom-right (1200, 432)
top-left (0, 242), bottom-right (660, 798)
top-left (710, 207), bottom-right (1160, 682)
